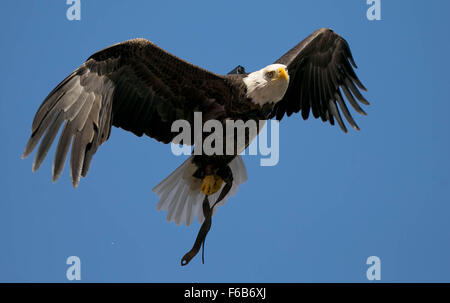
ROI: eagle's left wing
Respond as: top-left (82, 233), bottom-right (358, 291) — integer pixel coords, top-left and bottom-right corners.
top-left (22, 38), bottom-right (234, 187)
top-left (269, 28), bottom-right (369, 132)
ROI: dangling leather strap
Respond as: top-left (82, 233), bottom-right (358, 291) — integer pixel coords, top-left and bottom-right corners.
top-left (180, 182), bottom-right (232, 266)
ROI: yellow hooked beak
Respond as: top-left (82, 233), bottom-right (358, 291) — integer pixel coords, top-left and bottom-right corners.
top-left (274, 67), bottom-right (289, 82)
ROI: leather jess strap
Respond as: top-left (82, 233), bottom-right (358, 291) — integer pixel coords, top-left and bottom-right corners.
top-left (181, 182), bottom-right (232, 266)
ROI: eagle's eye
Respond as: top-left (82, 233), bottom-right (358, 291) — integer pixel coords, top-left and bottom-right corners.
top-left (265, 71), bottom-right (275, 78)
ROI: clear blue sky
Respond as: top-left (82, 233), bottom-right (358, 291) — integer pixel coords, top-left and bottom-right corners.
top-left (0, 0), bottom-right (449, 282)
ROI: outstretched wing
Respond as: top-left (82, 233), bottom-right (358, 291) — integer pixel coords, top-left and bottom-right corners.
top-left (23, 39), bottom-right (233, 187)
top-left (269, 28), bottom-right (369, 132)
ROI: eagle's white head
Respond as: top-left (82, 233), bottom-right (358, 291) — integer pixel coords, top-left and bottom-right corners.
top-left (243, 64), bottom-right (289, 106)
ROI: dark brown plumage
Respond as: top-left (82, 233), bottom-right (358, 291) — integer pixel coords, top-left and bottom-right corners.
top-left (22, 39), bottom-right (247, 187)
top-left (23, 28), bottom-right (369, 189)
top-left (270, 28), bottom-right (369, 132)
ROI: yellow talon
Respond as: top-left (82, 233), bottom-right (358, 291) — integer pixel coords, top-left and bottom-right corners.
top-left (200, 175), bottom-right (223, 196)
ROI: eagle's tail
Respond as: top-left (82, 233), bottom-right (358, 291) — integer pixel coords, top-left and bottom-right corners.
top-left (152, 155), bottom-right (248, 226)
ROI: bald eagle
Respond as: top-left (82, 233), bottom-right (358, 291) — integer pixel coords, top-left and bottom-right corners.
top-left (23, 28), bottom-right (369, 265)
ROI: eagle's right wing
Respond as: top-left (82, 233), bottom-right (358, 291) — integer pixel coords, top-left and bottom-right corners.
top-left (23, 39), bottom-right (233, 187)
top-left (269, 28), bottom-right (369, 132)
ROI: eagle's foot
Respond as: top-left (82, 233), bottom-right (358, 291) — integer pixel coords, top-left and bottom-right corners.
top-left (200, 175), bottom-right (223, 196)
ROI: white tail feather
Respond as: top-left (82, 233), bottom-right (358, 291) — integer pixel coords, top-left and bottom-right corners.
top-left (152, 155), bottom-right (247, 226)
